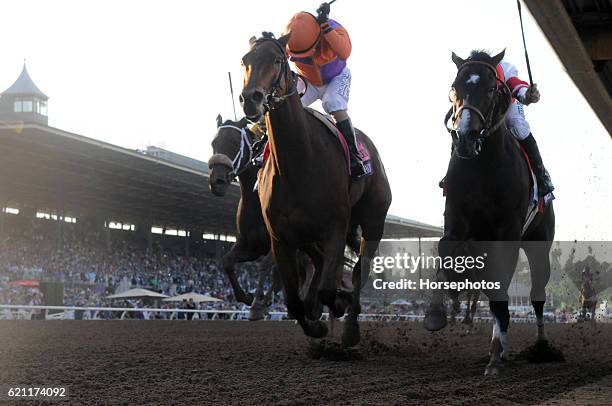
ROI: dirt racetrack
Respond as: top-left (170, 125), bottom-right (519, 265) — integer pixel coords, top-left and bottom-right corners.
top-left (1, 320), bottom-right (611, 405)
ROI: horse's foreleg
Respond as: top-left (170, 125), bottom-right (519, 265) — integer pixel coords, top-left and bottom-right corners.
top-left (486, 300), bottom-right (510, 376)
top-left (301, 246), bottom-right (324, 321)
top-left (342, 220), bottom-right (384, 348)
top-left (273, 240), bottom-right (327, 338)
top-left (524, 241), bottom-right (552, 342)
top-left (248, 254), bottom-right (274, 321)
top-left (467, 291), bottom-right (480, 324)
top-left (222, 246), bottom-right (255, 306)
top-left (317, 227), bottom-right (351, 318)
top-left (484, 242), bottom-right (519, 376)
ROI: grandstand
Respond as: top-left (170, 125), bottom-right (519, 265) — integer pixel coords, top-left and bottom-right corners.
top-left (0, 64), bottom-right (441, 313)
top-left (0, 64), bottom-right (442, 247)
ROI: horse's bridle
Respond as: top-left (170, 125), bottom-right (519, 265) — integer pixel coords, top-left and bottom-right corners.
top-left (212, 125), bottom-right (254, 178)
top-left (444, 61), bottom-right (512, 145)
top-left (249, 36), bottom-right (298, 113)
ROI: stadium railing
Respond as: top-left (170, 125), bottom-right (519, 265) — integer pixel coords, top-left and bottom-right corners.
top-left (0, 304), bottom-right (567, 323)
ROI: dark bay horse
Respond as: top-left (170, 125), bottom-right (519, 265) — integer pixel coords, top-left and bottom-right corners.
top-left (208, 115), bottom-right (279, 320)
top-left (424, 50), bottom-right (555, 375)
top-left (240, 33), bottom-right (392, 346)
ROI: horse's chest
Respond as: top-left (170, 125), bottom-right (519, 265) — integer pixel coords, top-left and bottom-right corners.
top-left (258, 179), bottom-right (313, 242)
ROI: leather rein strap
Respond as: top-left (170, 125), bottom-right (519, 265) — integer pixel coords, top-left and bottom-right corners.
top-left (444, 61), bottom-right (512, 141)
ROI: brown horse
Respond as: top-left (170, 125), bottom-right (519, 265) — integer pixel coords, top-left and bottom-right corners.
top-left (240, 33), bottom-right (392, 346)
top-left (208, 115), bottom-right (279, 320)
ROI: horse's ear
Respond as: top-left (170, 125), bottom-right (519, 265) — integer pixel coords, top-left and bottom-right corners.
top-left (491, 49), bottom-right (505, 67)
top-left (451, 52), bottom-right (465, 69)
top-left (238, 117), bottom-right (248, 128)
top-left (216, 114), bottom-right (223, 128)
top-left (249, 36), bottom-right (257, 46)
top-left (277, 32), bottom-right (291, 48)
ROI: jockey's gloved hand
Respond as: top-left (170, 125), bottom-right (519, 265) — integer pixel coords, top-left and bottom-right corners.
top-left (522, 84), bottom-right (540, 105)
top-left (316, 2), bottom-right (330, 24)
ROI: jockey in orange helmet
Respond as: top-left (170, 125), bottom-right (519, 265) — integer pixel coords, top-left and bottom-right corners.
top-left (284, 3), bottom-right (365, 178)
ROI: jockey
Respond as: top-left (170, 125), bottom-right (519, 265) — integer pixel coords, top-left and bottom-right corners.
top-left (497, 60), bottom-right (554, 197)
top-left (283, 3), bottom-right (366, 178)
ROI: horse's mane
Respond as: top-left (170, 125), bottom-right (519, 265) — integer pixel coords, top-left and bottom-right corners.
top-left (250, 31), bottom-right (277, 47)
top-left (466, 50), bottom-right (494, 64)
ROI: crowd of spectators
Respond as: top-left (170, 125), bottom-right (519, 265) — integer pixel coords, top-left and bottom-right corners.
top-left (0, 219), bottom-right (278, 315)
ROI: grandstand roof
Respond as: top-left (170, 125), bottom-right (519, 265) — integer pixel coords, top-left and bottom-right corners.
top-left (0, 123), bottom-right (442, 238)
top-left (525, 0), bottom-right (612, 137)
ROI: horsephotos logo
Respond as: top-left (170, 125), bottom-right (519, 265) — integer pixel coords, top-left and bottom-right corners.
top-left (370, 251), bottom-right (501, 291)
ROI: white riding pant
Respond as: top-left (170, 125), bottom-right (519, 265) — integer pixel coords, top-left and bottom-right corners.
top-left (506, 101), bottom-right (531, 140)
top-left (298, 67), bottom-right (351, 113)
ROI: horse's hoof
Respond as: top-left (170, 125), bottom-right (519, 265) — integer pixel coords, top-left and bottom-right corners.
top-left (342, 322), bottom-right (360, 348)
top-left (424, 306), bottom-right (447, 331)
top-left (304, 320), bottom-right (328, 339)
top-left (248, 304), bottom-right (266, 321)
top-left (484, 361), bottom-right (503, 376)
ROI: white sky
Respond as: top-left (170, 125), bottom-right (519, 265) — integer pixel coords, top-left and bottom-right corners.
top-left (1, 0), bottom-right (610, 240)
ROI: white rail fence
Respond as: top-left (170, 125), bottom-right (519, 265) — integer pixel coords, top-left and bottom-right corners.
top-left (0, 304), bottom-right (548, 323)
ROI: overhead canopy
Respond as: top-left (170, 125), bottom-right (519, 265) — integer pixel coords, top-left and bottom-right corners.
top-left (162, 292), bottom-right (222, 302)
top-left (0, 123), bottom-right (441, 239)
top-left (525, 0), bottom-right (612, 137)
top-left (0, 123), bottom-right (240, 233)
top-left (106, 288), bottom-right (168, 299)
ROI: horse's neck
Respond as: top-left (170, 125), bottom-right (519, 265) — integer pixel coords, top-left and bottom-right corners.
top-left (480, 127), bottom-right (510, 163)
top-left (238, 167), bottom-right (259, 204)
top-left (266, 93), bottom-right (312, 179)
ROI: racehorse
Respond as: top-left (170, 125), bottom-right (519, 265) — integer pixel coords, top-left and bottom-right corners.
top-left (449, 289), bottom-right (480, 326)
top-left (579, 267), bottom-right (597, 322)
top-left (424, 50), bottom-right (555, 375)
top-left (208, 115), bottom-right (280, 320)
top-left (240, 33), bottom-right (392, 346)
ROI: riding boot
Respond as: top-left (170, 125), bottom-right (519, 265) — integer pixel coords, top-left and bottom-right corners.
top-left (519, 133), bottom-right (554, 197)
top-left (336, 118), bottom-right (366, 179)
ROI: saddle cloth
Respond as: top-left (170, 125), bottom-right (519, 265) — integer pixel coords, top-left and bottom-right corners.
top-left (260, 107), bottom-right (373, 177)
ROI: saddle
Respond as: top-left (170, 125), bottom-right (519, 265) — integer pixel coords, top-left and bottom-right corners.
top-left (254, 107), bottom-right (374, 177)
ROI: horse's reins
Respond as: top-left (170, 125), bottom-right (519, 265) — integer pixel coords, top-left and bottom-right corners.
top-left (214, 125), bottom-right (254, 178)
top-left (444, 61), bottom-right (513, 145)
